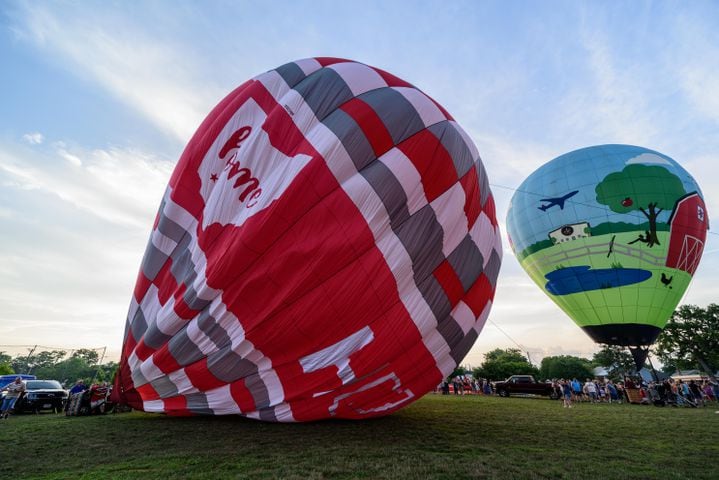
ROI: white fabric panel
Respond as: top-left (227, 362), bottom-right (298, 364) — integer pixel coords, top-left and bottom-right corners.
top-left (473, 300), bottom-right (493, 334)
top-left (294, 58), bottom-right (322, 76)
top-left (139, 355), bottom-right (164, 384)
top-left (470, 211), bottom-right (498, 268)
top-left (150, 229), bottom-right (178, 257)
top-left (430, 182), bottom-right (469, 257)
top-left (393, 87), bottom-right (446, 127)
top-left (379, 148), bottom-right (428, 215)
top-left (143, 399), bottom-right (165, 413)
top-left (205, 384), bottom-right (241, 414)
top-left (329, 62), bottom-right (387, 96)
top-left (168, 369), bottom-right (199, 395)
top-left (451, 300), bottom-right (476, 335)
top-left (255, 70), bottom-right (292, 100)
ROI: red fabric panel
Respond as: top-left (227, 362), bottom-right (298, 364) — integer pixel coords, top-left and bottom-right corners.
top-left (434, 260), bottom-right (466, 304)
top-left (133, 339), bottom-right (154, 362)
top-left (371, 67), bottom-right (413, 88)
top-left (315, 57), bottom-right (350, 67)
top-left (162, 395), bottom-right (189, 415)
top-left (463, 273), bottom-right (493, 317)
top-left (185, 359), bottom-right (225, 392)
top-left (459, 167), bottom-right (481, 229)
top-left (151, 345), bottom-right (182, 375)
top-left (340, 98), bottom-right (394, 157)
top-left (398, 130), bottom-right (458, 202)
top-left (136, 382), bottom-right (160, 401)
top-left (483, 194), bottom-right (498, 227)
top-left (153, 261), bottom-right (177, 306)
top-left (229, 380), bottom-right (256, 412)
top-left (133, 270), bottom-right (152, 304)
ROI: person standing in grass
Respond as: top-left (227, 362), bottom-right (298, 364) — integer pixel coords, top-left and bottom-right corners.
top-left (584, 379), bottom-right (598, 403)
top-left (561, 380), bottom-right (573, 408)
top-left (0, 377), bottom-right (26, 419)
top-left (571, 378), bottom-right (582, 402)
top-left (606, 381), bottom-right (618, 404)
top-left (689, 381), bottom-right (704, 407)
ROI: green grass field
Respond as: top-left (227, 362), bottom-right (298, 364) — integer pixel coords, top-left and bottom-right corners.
top-left (1, 394), bottom-right (717, 479)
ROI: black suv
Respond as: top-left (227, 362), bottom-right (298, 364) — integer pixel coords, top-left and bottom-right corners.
top-left (14, 380), bottom-right (68, 413)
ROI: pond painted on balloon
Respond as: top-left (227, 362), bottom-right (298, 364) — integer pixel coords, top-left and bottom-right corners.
top-left (545, 266), bottom-right (652, 295)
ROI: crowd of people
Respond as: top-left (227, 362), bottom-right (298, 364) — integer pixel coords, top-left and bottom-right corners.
top-left (438, 375), bottom-right (719, 409)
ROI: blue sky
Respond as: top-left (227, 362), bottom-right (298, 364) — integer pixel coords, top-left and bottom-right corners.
top-left (1, 0), bottom-right (717, 366)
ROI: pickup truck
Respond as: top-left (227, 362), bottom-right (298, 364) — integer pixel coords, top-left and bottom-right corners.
top-left (493, 375), bottom-right (559, 399)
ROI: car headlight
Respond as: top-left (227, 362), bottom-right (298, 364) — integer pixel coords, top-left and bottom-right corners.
top-left (27, 393), bottom-right (38, 400)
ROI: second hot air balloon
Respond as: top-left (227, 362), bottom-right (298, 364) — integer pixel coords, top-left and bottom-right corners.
top-left (506, 144), bottom-right (708, 368)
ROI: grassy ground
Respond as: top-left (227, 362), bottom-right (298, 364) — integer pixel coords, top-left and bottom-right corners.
top-left (1, 394), bottom-right (717, 479)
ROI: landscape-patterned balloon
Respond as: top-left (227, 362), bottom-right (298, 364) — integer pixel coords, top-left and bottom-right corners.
top-left (506, 145), bottom-right (708, 360)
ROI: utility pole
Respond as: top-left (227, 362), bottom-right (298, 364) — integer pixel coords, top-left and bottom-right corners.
top-left (24, 345), bottom-right (37, 374)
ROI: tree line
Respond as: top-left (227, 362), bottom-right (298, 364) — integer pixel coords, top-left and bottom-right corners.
top-left (453, 303), bottom-right (718, 382)
top-left (0, 348), bottom-right (118, 386)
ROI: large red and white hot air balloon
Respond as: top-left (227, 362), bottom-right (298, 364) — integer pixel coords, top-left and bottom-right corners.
top-left (114, 58), bottom-right (502, 421)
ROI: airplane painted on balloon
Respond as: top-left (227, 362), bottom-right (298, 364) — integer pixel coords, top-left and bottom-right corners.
top-left (538, 190), bottom-right (579, 211)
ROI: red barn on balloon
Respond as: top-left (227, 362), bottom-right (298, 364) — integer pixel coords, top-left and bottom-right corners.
top-left (665, 192), bottom-right (708, 275)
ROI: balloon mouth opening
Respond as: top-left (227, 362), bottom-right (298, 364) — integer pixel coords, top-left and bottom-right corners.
top-left (581, 323), bottom-right (661, 347)
top-left (582, 324), bottom-right (661, 371)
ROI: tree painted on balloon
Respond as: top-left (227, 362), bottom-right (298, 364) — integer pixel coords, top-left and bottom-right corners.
top-left (595, 164), bottom-right (686, 248)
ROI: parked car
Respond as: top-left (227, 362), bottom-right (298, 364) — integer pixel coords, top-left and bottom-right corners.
top-left (493, 375), bottom-right (559, 399)
top-left (13, 380), bottom-right (68, 413)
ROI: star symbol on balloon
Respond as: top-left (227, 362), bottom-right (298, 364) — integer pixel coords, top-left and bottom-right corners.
top-left (210, 173), bottom-right (219, 182)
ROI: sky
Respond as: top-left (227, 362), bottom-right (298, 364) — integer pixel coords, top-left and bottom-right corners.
top-left (1, 0), bottom-right (718, 367)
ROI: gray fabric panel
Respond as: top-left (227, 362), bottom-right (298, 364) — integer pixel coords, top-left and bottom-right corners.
top-left (450, 328), bottom-right (478, 365)
top-left (275, 61), bottom-right (306, 88)
top-left (170, 237), bottom-right (194, 284)
top-left (197, 311), bottom-right (232, 349)
top-left (477, 161), bottom-right (490, 206)
top-left (207, 347), bottom-right (258, 383)
top-left (245, 373), bottom-right (270, 410)
top-left (418, 275), bottom-right (452, 322)
top-left (141, 242), bottom-right (169, 281)
top-left (395, 205), bottom-right (445, 282)
top-left (182, 285), bottom-right (211, 312)
top-left (322, 108), bottom-right (376, 170)
top-left (437, 316), bottom-right (465, 350)
top-left (167, 330), bottom-right (205, 366)
top-left (142, 323), bottom-right (173, 349)
top-left (428, 122), bottom-right (474, 178)
top-left (294, 68), bottom-right (354, 120)
top-left (361, 160), bottom-right (410, 227)
top-left (185, 392), bottom-right (213, 415)
top-left (259, 406), bottom-right (278, 422)
top-left (447, 236), bottom-right (485, 292)
top-left (150, 376), bottom-right (178, 398)
top-left (130, 367), bottom-right (148, 389)
top-left (484, 249), bottom-right (502, 289)
top-left (359, 88), bottom-right (425, 145)
top-left (157, 210), bottom-right (187, 244)
top-left (130, 307), bottom-right (149, 344)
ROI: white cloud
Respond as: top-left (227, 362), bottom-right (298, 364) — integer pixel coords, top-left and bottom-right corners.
top-left (0, 142), bottom-right (173, 228)
top-left (22, 132), bottom-right (44, 145)
top-left (57, 148), bottom-right (82, 167)
top-left (8, 4), bottom-right (223, 142)
top-left (626, 152), bottom-right (671, 166)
